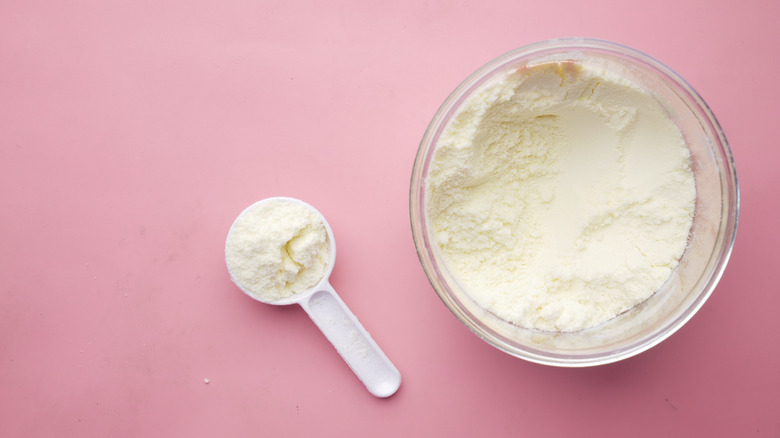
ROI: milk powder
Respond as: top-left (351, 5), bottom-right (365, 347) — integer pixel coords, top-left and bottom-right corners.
top-left (426, 62), bottom-right (696, 332)
top-left (226, 199), bottom-right (330, 302)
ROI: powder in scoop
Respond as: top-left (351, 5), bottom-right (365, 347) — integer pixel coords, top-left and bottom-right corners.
top-left (226, 199), bottom-right (330, 301)
top-left (426, 62), bottom-right (696, 332)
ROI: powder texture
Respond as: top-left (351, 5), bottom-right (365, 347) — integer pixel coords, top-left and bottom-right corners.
top-left (427, 62), bottom-right (696, 332)
top-left (226, 199), bottom-right (330, 302)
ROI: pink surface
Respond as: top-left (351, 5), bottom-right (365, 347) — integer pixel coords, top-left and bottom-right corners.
top-left (1, 0), bottom-right (778, 436)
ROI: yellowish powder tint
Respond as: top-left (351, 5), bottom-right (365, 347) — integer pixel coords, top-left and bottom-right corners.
top-left (226, 200), bottom-right (330, 302)
top-left (426, 62), bottom-right (696, 332)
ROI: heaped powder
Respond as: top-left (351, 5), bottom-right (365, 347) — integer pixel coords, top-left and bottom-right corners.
top-left (426, 62), bottom-right (696, 332)
top-left (225, 199), bottom-right (330, 302)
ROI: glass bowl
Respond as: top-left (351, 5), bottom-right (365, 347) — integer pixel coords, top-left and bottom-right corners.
top-left (409, 38), bottom-right (739, 367)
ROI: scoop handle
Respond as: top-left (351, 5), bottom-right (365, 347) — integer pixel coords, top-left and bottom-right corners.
top-left (299, 282), bottom-right (401, 398)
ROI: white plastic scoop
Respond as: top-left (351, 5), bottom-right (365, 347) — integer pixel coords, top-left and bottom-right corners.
top-left (225, 197), bottom-right (401, 398)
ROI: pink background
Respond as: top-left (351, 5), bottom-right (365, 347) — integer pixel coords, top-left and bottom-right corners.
top-left (1, 0), bottom-right (778, 436)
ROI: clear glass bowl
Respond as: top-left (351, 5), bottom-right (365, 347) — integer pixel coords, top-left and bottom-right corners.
top-left (409, 38), bottom-right (739, 367)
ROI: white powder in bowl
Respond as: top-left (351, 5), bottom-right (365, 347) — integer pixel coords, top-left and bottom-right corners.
top-left (426, 62), bottom-right (696, 332)
top-left (225, 199), bottom-right (330, 302)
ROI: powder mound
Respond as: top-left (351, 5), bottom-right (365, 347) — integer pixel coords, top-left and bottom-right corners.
top-left (426, 62), bottom-right (696, 332)
top-left (226, 199), bottom-right (330, 302)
